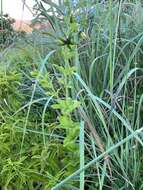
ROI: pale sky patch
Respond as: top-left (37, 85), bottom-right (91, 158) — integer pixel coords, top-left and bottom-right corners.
top-left (3, 0), bottom-right (59, 20)
top-left (3, 0), bottom-right (35, 20)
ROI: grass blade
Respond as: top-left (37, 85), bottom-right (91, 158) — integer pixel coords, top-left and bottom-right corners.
top-left (79, 121), bottom-right (85, 190)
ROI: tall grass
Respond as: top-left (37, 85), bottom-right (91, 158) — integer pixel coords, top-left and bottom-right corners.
top-left (37, 0), bottom-right (143, 189)
top-left (1, 0), bottom-right (143, 189)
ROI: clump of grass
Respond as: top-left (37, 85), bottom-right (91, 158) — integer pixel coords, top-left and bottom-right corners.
top-left (1, 0), bottom-right (143, 189)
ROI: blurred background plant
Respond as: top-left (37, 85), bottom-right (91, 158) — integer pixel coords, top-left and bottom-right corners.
top-left (0, 14), bottom-right (15, 47)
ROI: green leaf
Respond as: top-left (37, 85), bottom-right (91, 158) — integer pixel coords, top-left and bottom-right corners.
top-left (52, 99), bottom-right (80, 115)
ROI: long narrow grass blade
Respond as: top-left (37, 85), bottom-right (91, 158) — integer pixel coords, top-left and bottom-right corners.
top-left (80, 121), bottom-right (85, 190)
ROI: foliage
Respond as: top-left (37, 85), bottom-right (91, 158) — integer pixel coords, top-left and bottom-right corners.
top-left (1, 0), bottom-right (143, 190)
top-left (0, 14), bottom-right (15, 47)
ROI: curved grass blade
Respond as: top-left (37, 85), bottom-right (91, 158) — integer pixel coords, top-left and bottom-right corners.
top-left (20, 50), bottom-right (56, 155)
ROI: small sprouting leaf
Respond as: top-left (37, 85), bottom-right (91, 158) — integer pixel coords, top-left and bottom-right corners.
top-left (58, 115), bottom-right (79, 129)
top-left (52, 98), bottom-right (80, 115)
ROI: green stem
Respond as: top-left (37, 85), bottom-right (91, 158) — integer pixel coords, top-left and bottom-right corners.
top-left (109, 0), bottom-right (113, 95)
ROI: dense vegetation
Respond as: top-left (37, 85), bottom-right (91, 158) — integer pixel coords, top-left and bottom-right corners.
top-left (1, 0), bottom-right (143, 189)
top-left (0, 14), bottom-right (15, 47)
